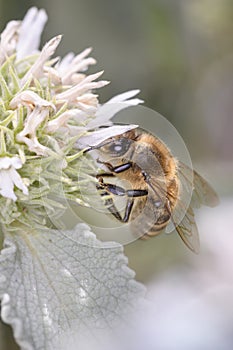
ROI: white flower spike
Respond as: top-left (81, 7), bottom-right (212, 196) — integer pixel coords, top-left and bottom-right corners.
top-left (0, 6), bottom-right (142, 209)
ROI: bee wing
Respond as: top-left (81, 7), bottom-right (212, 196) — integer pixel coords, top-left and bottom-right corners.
top-left (143, 163), bottom-right (218, 253)
top-left (172, 162), bottom-right (219, 253)
top-left (192, 169), bottom-right (219, 208)
top-left (149, 180), bottom-right (200, 253)
top-left (174, 204), bottom-right (200, 254)
top-left (178, 162), bottom-right (219, 209)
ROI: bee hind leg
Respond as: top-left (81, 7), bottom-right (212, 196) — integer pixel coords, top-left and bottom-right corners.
top-left (103, 193), bottom-right (124, 222)
top-left (104, 195), bottom-right (134, 223)
top-left (122, 198), bottom-right (134, 222)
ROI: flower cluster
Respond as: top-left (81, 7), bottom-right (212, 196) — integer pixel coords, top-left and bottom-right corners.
top-left (0, 7), bottom-right (142, 230)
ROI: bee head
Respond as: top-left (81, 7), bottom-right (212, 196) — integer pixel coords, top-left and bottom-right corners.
top-left (84, 130), bottom-right (137, 157)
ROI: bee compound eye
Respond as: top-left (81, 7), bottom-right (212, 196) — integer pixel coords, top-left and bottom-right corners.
top-left (107, 138), bottom-right (131, 156)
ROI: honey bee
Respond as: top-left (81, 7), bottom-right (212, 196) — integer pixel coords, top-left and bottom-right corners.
top-left (87, 128), bottom-right (219, 253)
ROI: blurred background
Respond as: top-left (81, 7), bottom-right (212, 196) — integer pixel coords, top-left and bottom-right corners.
top-left (0, 0), bottom-right (233, 349)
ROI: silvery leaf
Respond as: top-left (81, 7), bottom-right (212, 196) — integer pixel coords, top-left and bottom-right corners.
top-left (0, 223), bottom-right (145, 350)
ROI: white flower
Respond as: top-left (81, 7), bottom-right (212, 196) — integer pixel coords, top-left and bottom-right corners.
top-left (16, 106), bottom-right (51, 155)
top-left (75, 93), bottom-right (99, 114)
top-left (46, 109), bottom-right (84, 133)
top-left (76, 124), bottom-right (139, 148)
top-left (20, 35), bottom-right (62, 86)
top-left (55, 71), bottom-right (109, 104)
top-left (10, 91), bottom-right (55, 155)
top-left (0, 20), bottom-right (20, 65)
top-left (64, 90), bottom-right (143, 139)
top-left (55, 47), bottom-right (97, 85)
top-left (16, 7), bottom-right (48, 60)
top-left (0, 7), bottom-right (47, 65)
top-left (0, 157), bottom-right (29, 201)
top-left (10, 90), bottom-right (55, 110)
top-left (44, 48), bottom-right (96, 86)
top-left (82, 89), bottom-right (144, 130)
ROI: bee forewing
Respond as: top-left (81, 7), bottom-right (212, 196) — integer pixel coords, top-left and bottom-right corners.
top-left (178, 162), bottom-right (219, 209)
top-left (192, 170), bottom-right (219, 208)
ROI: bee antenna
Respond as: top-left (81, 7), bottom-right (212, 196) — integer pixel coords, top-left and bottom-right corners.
top-left (83, 147), bottom-right (93, 153)
top-left (83, 140), bottom-right (113, 153)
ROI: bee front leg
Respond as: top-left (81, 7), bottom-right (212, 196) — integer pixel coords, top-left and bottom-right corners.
top-left (97, 159), bottom-right (132, 174)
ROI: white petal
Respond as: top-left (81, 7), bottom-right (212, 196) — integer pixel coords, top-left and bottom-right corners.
top-left (9, 168), bottom-right (29, 196)
top-left (10, 90), bottom-right (55, 110)
top-left (70, 73), bottom-right (86, 84)
top-left (17, 133), bottom-right (48, 155)
top-left (56, 71), bottom-right (109, 103)
top-left (0, 156), bottom-right (28, 200)
top-left (0, 156), bottom-right (23, 170)
top-left (72, 47), bottom-right (93, 64)
top-left (75, 93), bottom-right (98, 114)
top-left (57, 52), bottom-right (75, 71)
top-left (0, 157), bottom-right (13, 169)
top-left (20, 108), bottom-right (48, 136)
top-left (20, 35), bottom-right (62, 86)
top-left (16, 7), bottom-right (48, 60)
top-left (16, 107), bottom-right (50, 155)
top-left (62, 57), bottom-right (97, 85)
top-left (0, 20), bottom-right (20, 64)
top-left (106, 89), bottom-right (143, 107)
top-left (87, 90), bottom-right (143, 129)
top-left (56, 48), bottom-right (96, 85)
top-left (76, 124), bottom-right (138, 148)
top-left (57, 47), bottom-right (92, 72)
top-left (107, 89), bottom-right (141, 103)
top-left (0, 170), bottom-right (17, 201)
top-left (76, 101), bottom-right (97, 114)
top-left (43, 66), bottom-right (61, 85)
top-left (46, 109), bottom-right (81, 133)
top-left (9, 157), bottom-right (23, 170)
top-left (79, 70), bottom-right (104, 84)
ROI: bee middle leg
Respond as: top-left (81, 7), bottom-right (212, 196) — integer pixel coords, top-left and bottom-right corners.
top-left (97, 180), bottom-right (147, 223)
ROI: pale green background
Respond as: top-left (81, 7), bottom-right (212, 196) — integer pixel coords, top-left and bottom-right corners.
top-left (0, 1), bottom-right (233, 349)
